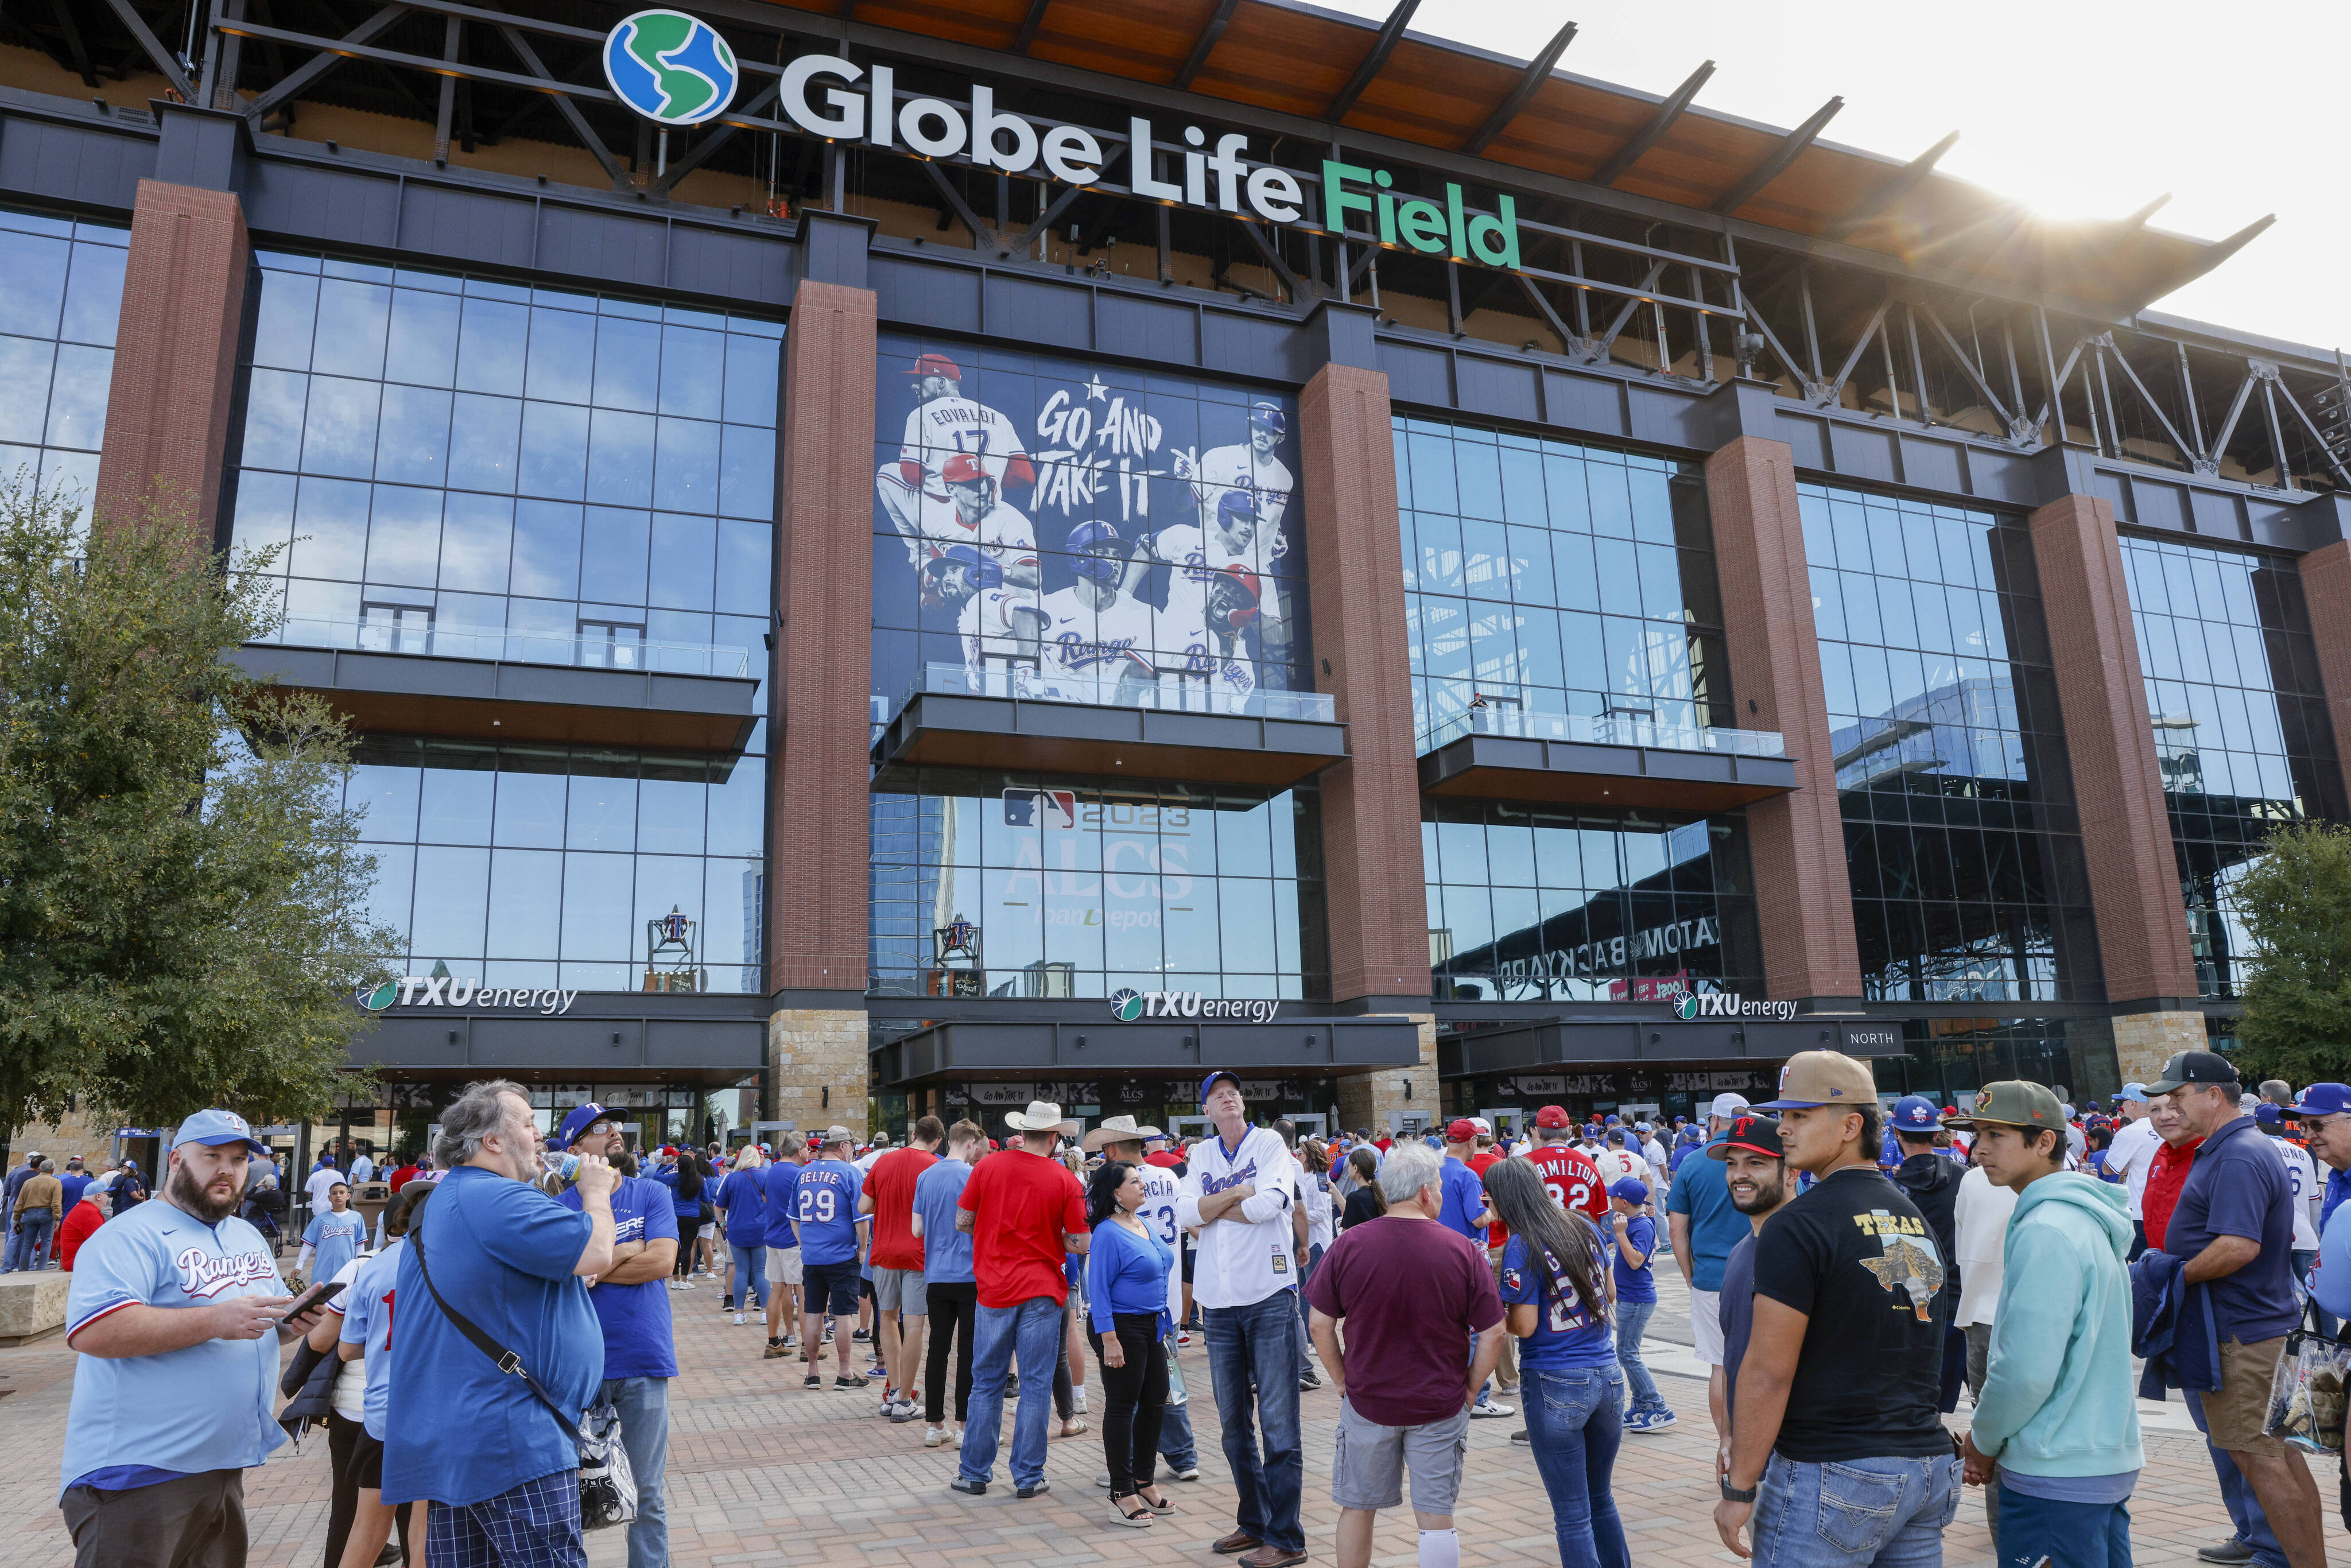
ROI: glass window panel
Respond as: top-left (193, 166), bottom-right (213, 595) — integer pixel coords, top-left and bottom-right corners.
top-left (653, 416), bottom-right (720, 513)
top-left (567, 771), bottom-right (639, 852)
top-left (240, 368), bottom-right (308, 471)
top-left (410, 845), bottom-right (490, 957)
top-left (486, 848), bottom-right (564, 959)
top-left (420, 751), bottom-right (496, 844)
top-left (593, 316), bottom-right (662, 412)
top-left (518, 401), bottom-right (590, 500)
top-left (229, 470), bottom-right (298, 565)
top-left (586, 408), bottom-right (656, 508)
top-left (373, 383), bottom-right (452, 486)
top-left (385, 287), bottom-right (462, 388)
top-left (289, 476), bottom-right (372, 581)
top-left (301, 376), bottom-right (382, 479)
top-left (658, 326), bottom-right (725, 420)
top-left (492, 765), bottom-right (568, 848)
top-left (0, 229), bottom-right (68, 337)
top-left (456, 298), bottom-right (530, 397)
top-left (365, 486), bottom-right (443, 587)
top-left (580, 507), bottom-right (651, 606)
top-left (560, 851), bottom-right (635, 963)
top-left (312, 278), bottom-right (392, 379)
top-left (719, 424), bottom-right (774, 521)
top-left (42, 343), bottom-right (110, 451)
top-left (0, 336), bottom-right (52, 445)
top-left (723, 333), bottom-right (779, 427)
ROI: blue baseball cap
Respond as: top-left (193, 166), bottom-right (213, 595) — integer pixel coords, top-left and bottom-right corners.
top-left (1200, 1070), bottom-right (1243, 1104)
top-left (2290, 1084), bottom-right (2351, 1118)
top-left (2112, 1084), bottom-right (2151, 1106)
top-left (1608, 1177), bottom-right (1650, 1205)
top-left (1215, 490), bottom-right (1259, 530)
top-left (170, 1109), bottom-right (268, 1156)
top-left (2255, 1103), bottom-right (2284, 1127)
top-left (1248, 401), bottom-right (1286, 434)
top-left (1890, 1095), bottom-right (1942, 1132)
top-left (556, 1103), bottom-right (612, 1148)
top-left (1067, 519), bottom-right (1124, 553)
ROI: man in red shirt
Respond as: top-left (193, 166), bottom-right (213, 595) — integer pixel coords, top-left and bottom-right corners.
top-left (860, 1115), bottom-right (945, 1422)
top-left (1143, 1132), bottom-right (1185, 1171)
top-left (56, 1178), bottom-right (107, 1270)
top-left (951, 1100), bottom-right (1089, 1499)
top-left (2141, 1096), bottom-right (2205, 1251)
top-left (387, 1152), bottom-right (420, 1193)
top-left (1522, 1104), bottom-right (1609, 1221)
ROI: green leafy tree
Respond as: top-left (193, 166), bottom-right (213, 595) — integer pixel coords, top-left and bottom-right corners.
top-left (0, 474), bottom-right (398, 1131)
top-left (2230, 820), bottom-right (2351, 1085)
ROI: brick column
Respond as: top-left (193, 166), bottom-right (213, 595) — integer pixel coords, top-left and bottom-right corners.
top-left (1296, 361), bottom-right (1429, 1008)
top-left (2298, 540), bottom-right (2351, 814)
top-left (766, 271), bottom-right (878, 1135)
top-left (94, 180), bottom-right (250, 534)
top-left (1704, 436), bottom-right (1862, 1000)
top-left (2027, 493), bottom-right (2197, 1005)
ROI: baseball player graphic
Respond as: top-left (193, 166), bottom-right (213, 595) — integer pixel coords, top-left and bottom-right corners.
top-left (938, 455), bottom-right (1042, 590)
top-left (1127, 488), bottom-right (1275, 670)
top-left (1034, 522), bottom-right (1159, 708)
top-left (926, 544), bottom-right (1045, 690)
top-left (1172, 401), bottom-right (1294, 569)
top-left (876, 351), bottom-right (1035, 564)
top-left (1188, 565), bottom-right (1262, 712)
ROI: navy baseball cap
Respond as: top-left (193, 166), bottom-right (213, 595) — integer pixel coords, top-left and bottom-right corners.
top-left (2290, 1084), bottom-right (2351, 1118)
top-left (170, 1109), bottom-right (268, 1156)
top-left (1200, 1070), bottom-right (1243, 1104)
top-left (556, 1103), bottom-right (612, 1147)
top-left (1890, 1095), bottom-right (1941, 1133)
top-left (2255, 1103), bottom-right (2284, 1127)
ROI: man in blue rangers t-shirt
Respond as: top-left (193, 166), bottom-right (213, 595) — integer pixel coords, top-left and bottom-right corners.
top-left (796, 1127), bottom-right (868, 1391)
top-left (762, 1143), bottom-right (805, 1358)
top-left (58, 1109), bottom-right (335, 1566)
top-left (384, 1080), bottom-right (618, 1568)
top-left (554, 1103), bottom-right (680, 1568)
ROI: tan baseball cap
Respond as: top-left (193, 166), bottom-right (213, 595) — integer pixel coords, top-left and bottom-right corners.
top-left (1942, 1081), bottom-right (2065, 1133)
top-left (1756, 1050), bottom-right (1879, 1110)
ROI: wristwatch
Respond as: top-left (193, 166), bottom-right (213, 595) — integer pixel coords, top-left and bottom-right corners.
top-left (1720, 1477), bottom-right (1758, 1504)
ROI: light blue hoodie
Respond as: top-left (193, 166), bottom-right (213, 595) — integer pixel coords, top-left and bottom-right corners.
top-left (1973, 1171), bottom-right (2144, 1479)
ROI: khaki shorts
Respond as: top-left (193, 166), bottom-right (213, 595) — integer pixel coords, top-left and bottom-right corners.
top-left (1690, 1288), bottom-right (1724, 1366)
top-left (767, 1244), bottom-right (803, 1285)
top-left (1331, 1396), bottom-right (1468, 1514)
top-left (2193, 1335), bottom-right (2290, 1454)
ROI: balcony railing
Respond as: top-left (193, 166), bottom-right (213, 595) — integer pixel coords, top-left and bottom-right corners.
top-left (903, 662), bottom-right (1338, 723)
top-left (266, 615), bottom-right (754, 680)
top-left (1426, 700), bottom-right (1786, 758)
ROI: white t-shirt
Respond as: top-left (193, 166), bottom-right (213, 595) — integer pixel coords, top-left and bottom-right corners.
top-left (2268, 1135), bottom-right (2322, 1252)
top-left (304, 1167), bottom-right (346, 1212)
top-left (324, 1253), bottom-right (370, 1420)
top-left (1175, 1125), bottom-right (1300, 1310)
top-left (1953, 1165), bottom-right (2018, 1328)
top-left (2104, 1116), bottom-right (2162, 1220)
top-left (1590, 1148), bottom-right (1651, 1190)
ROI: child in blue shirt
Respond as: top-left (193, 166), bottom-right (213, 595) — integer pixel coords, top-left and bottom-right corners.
top-left (1606, 1177), bottom-right (1673, 1431)
top-left (300, 1182), bottom-right (367, 1286)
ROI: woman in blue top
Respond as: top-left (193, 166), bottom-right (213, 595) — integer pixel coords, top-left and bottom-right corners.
top-left (1083, 1161), bottom-right (1176, 1527)
top-left (1487, 1158), bottom-right (1627, 1568)
top-left (718, 1147), bottom-right (767, 1320)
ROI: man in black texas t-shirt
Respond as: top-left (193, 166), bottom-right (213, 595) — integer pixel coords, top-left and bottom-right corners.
top-left (1713, 1052), bottom-right (1960, 1568)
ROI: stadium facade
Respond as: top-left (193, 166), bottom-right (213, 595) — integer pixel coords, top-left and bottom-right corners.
top-left (7, 0), bottom-right (2343, 1155)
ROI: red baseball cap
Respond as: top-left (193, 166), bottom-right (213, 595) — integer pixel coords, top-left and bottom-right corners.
top-left (907, 352), bottom-right (962, 381)
top-left (1445, 1119), bottom-right (1478, 1142)
top-left (1534, 1105), bottom-right (1572, 1129)
top-left (941, 453), bottom-right (987, 486)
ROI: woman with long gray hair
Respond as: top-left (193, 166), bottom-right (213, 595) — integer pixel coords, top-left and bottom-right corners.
top-left (1481, 1157), bottom-right (1626, 1568)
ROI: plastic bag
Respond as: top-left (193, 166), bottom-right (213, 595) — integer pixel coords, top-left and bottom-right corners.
top-left (2264, 1318), bottom-right (2351, 1454)
top-left (576, 1398), bottom-right (640, 1531)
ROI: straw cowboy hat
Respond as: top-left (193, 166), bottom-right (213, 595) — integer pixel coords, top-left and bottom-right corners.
top-left (1003, 1100), bottom-right (1065, 1132)
top-left (1082, 1115), bottom-right (1165, 1153)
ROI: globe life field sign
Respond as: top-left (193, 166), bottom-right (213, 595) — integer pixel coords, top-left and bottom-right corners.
top-left (603, 10), bottom-right (739, 127)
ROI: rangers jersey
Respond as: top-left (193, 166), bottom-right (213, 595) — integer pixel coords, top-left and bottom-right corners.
top-left (1036, 584), bottom-right (1157, 694)
top-left (1524, 1141), bottom-right (1611, 1222)
top-left (895, 395), bottom-right (1032, 500)
top-left (1184, 443), bottom-right (1295, 566)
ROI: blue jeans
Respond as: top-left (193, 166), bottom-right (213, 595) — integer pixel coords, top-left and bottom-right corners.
top-left (1995, 1481), bottom-right (2131, 1568)
top-left (1752, 1452), bottom-right (1961, 1568)
top-left (1522, 1364), bottom-right (1628, 1568)
top-left (2187, 1376), bottom-right (2287, 1568)
top-left (1294, 1245), bottom-right (1324, 1366)
top-left (960, 1295), bottom-right (1064, 1489)
top-left (602, 1376), bottom-right (668, 1568)
top-left (4, 1210), bottom-right (53, 1272)
top-left (1205, 1290), bottom-right (1305, 1552)
top-left (726, 1242), bottom-right (766, 1310)
top-left (1613, 1298), bottom-right (1665, 1412)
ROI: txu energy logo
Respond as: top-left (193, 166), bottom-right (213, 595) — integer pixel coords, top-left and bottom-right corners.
top-left (602, 10), bottom-right (738, 127)
top-left (1676, 992), bottom-right (1799, 1022)
top-left (1111, 989), bottom-right (1279, 1023)
top-left (1111, 988), bottom-right (1146, 1021)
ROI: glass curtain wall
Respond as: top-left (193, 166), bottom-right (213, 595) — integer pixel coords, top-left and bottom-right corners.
top-left (2119, 535), bottom-right (2345, 996)
top-left (1800, 482), bottom-right (2101, 1003)
top-left (0, 207), bottom-right (127, 504)
top-left (228, 251), bottom-right (779, 673)
top-left (1395, 418), bottom-right (1728, 751)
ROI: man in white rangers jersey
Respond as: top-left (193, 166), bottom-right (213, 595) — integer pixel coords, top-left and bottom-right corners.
top-left (1034, 521), bottom-right (1159, 706)
top-left (936, 455), bottom-right (1041, 592)
top-left (924, 546), bottom-right (1044, 689)
top-left (1129, 491), bottom-right (1275, 704)
top-left (1174, 401), bottom-right (1293, 569)
top-left (876, 351), bottom-right (1035, 561)
top-left (1083, 1116), bottom-right (1202, 1482)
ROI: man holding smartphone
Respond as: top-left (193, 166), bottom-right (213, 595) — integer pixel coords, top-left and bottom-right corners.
top-left (57, 1109), bottom-right (334, 1567)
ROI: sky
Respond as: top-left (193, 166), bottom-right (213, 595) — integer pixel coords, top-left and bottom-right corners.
top-left (1319, 0), bottom-right (2347, 356)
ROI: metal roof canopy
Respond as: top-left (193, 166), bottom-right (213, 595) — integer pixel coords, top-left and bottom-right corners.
top-left (873, 1014), bottom-right (1424, 1086)
top-left (1441, 1014), bottom-right (1908, 1076)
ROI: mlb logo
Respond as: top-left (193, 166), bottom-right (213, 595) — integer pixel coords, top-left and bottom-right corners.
top-left (1003, 788), bottom-right (1078, 829)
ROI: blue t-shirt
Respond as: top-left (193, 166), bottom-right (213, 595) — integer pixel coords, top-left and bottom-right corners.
top-left (558, 1174), bottom-right (678, 1380)
top-left (715, 1169), bottom-right (763, 1238)
top-left (60, 1201), bottom-right (289, 1498)
top-left (913, 1158), bottom-right (976, 1284)
top-left (304, 1208), bottom-right (368, 1284)
top-left (650, 1167), bottom-right (703, 1220)
top-left (383, 1165), bottom-right (603, 1508)
top-left (58, 1171), bottom-right (90, 1210)
top-left (2167, 1115), bottom-right (2299, 1344)
top-left (793, 1160), bottom-right (863, 1267)
top-left (1665, 1135), bottom-right (1744, 1291)
top-left (761, 1162), bottom-right (801, 1249)
top-left (1437, 1156), bottom-right (1486, 1242)
top-left (1499, 1232), bottom-right (1615, 1369)
top-left (338, 1237), bottom-right (406, 1440)
top-left (1613, 1213), bottom-right (1658, 1303)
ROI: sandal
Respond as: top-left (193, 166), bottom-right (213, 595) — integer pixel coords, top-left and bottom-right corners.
top-left (1109, 1495), bottom-right (1155, 1528)
top-left (1136, 1488), bottom-right (1176, 1514)
top-left (1060, 1415), bottom-right (1088, 1437)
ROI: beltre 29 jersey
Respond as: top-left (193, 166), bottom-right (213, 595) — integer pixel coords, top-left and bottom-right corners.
top-left (1524, 1142), bottom-right (1609, 1222)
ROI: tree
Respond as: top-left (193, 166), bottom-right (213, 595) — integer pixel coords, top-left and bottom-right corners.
top-left (2229, 819), bottom-right (2351, 1086)
top-left (0, 474), bottom-right (398, 1132)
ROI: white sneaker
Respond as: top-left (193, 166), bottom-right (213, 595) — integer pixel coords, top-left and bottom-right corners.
top-left (953, 1425), bottom-right (965, 1448)
top-left (733, 1311), bottom-right (746, 1326)
top-left (676, 1279), bottom-right (696, 1290)
top-left (925, 1425), bottom-right (949, 1447)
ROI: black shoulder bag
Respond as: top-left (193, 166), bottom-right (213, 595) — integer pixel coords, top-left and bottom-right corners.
top-left (408, 1221), bottom-right (638, 1531)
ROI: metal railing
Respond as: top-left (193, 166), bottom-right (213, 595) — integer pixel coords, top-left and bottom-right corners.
top-left (904, 662), bottom-right (1337, 723)
top-left (1426, 699), bottom-right (1785, 758)
top-left (266, 615), bottom-right (754, 679)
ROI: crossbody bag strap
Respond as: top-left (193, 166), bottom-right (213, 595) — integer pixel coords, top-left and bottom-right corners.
top-left (409, 1220), bottom-right (589, 1445)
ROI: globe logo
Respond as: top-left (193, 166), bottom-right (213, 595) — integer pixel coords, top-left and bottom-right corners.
top-left (356, 980), bottom-right (399, 1012)
top-left (1673, 993), bottom-right (1700, 1021)
top-left (1111, 988), bottom-right (1145, 1022)
top-left (602, 10), bottom-right (738, 128)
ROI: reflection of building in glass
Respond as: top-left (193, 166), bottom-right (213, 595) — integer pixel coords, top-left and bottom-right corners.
top-left (868, 793), bottom-right (950, 995)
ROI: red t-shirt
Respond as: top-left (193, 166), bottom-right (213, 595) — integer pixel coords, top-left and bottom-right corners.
top-left (389, 1165), bottom-right (419, 1193)
top-left (1375, 1138), bottom-right (1394, 1154)
top-left (2143, 1134), bottom-right (2205, 1252)
top-left (1304, 1215), bottom-right (1504, 1426)
top-left (865, 1146), bottom-right (937, 1271)
top-left (1468, 1150), bottom-right (1507, 1248)
top-left (1524, 1142), bottom-right (1609, 1221)
top-left (1145, 1151), bottom-right (1184, 1170)
top-left (57, 1199), bottom-right (103, 1271)
top-left (958, 1147), bottom-right (1087, 1309)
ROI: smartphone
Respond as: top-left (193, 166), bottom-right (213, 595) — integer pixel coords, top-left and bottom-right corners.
top-left (278, 1278), bottom-right (346, 1321)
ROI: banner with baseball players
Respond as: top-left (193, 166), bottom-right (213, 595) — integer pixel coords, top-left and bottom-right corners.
top-left (871, 336), bottom-right (1308, 716)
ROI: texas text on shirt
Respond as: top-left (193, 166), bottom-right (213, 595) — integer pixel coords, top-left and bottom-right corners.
top-left (59, 1198), bottom-right (290, 1497)
top-left (1174, 1123), bottom-right (1299, 1308)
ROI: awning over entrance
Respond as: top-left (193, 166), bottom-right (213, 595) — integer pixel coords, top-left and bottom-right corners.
top-left (1441, 1015), bottom-right (1904, 1077)
top-left (873, 690), bottom-right (1346, 788)
top-left (873, 1014), bottom-right (1422, 1088)
top-left (1419, 733), bottom-right (1798, 812)
top-left (350, 993), bottom-right (767, 1085)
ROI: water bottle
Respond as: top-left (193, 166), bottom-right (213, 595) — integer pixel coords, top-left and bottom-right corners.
top-left (542, 1151), bottom-right (582, 1185)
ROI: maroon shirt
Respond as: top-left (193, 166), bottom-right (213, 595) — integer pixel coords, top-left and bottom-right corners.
top-left (1305, 1214), bottom-right (1504, 1427)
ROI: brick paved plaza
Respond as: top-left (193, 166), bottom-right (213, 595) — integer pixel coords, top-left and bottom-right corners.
top-left (1, 1267), bottom-right (2343, 1567)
